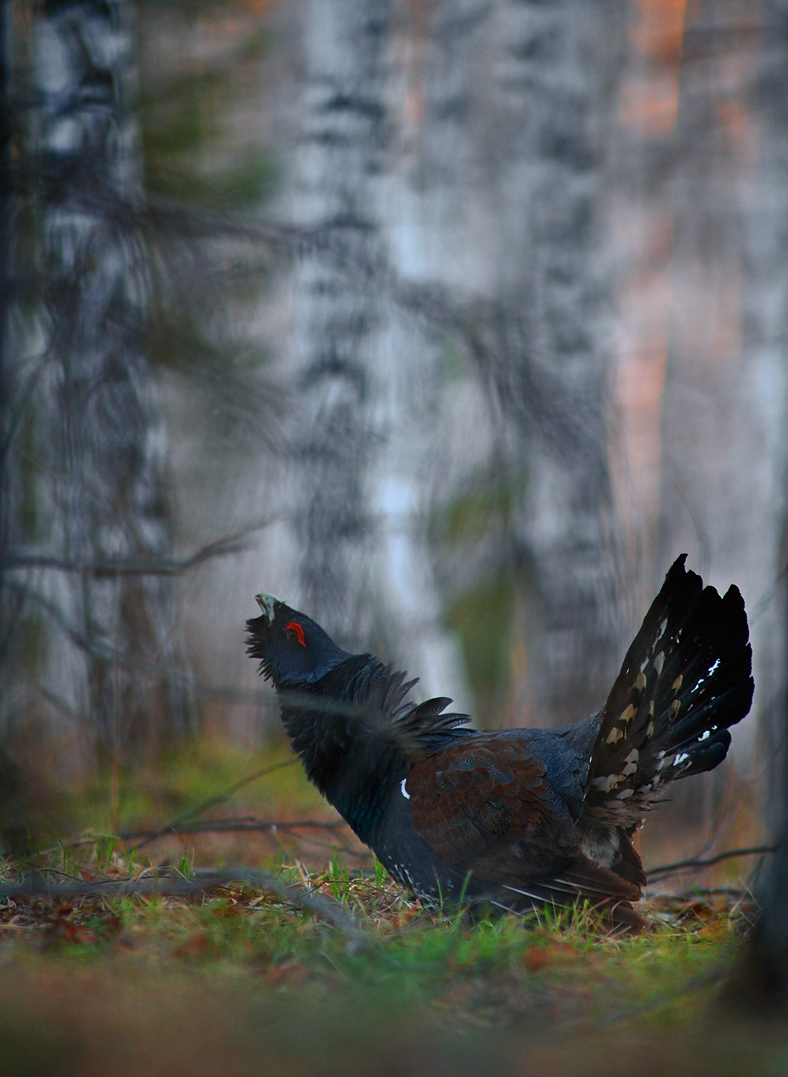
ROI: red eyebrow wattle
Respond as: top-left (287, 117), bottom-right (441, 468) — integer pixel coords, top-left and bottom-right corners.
top-left (286, 621), bottom-right (306, 647)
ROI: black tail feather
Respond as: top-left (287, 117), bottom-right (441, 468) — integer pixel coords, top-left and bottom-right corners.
top-left (583, 556), bottom-right (753, 828)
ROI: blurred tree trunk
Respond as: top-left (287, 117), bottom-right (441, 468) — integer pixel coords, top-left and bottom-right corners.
top-left (281, 0), bottom-right (468, 699)
top-left (492, 0), bottom-right (626, 726)
top-left (733, 0), bottom-right (788, 813)
top-left (418, 0), bottom-right (627, 725)
top-left (283, 0), bottom-right (627, 720)
top-left (653, 0), bottom-right (786, 779)
top-left (722, 0), bottom-right (788, 1009)
top-left (284, 0), bottom-right (389, 646)
top-left (730, 567), bottom-right (788, 1008)
top-left (0, 0), bottom-right (13, 669)
top-left (3, 0), bottom-right (192, 760)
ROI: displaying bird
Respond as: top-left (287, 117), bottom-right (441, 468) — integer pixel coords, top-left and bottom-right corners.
top-left (246, 556), bottom-right (753, 929)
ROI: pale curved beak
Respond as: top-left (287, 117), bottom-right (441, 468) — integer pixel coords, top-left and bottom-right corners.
top-left (254, 593), bottom-right (279, 623)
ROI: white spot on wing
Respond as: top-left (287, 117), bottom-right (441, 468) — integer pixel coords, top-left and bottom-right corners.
top-left (400, 779), bottom-right (411, 800)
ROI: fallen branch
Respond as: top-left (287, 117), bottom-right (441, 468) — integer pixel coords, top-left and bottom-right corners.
top-left (119, 817), bottom-right (345, 839)
top-left (646, 843), bottom-right (778, 882)
top-left (0, 868), bottom-right (368, 949)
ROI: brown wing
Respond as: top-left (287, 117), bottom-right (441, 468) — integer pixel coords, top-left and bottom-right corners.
top-left (406, 736), bottom-right (642, 917)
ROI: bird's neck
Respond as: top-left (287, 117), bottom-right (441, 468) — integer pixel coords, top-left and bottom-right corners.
top-left (277, 656), bottom-right (407, 844)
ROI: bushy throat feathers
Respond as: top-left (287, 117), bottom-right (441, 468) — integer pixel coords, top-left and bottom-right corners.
top-left (276, 655), bottom-right (412, 844)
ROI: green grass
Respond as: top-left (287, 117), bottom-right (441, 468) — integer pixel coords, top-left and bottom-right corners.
top-left (0, 745), bottom-right (783, 1076)
top-left (81, 739), bottom-right (326, 832)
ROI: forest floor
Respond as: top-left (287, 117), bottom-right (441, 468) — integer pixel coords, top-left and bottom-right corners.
top-left (0, 740), bottom-right (783, 1077)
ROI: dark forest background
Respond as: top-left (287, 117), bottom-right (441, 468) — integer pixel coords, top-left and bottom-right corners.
top-left (1, 0), bottom-right (787, 884)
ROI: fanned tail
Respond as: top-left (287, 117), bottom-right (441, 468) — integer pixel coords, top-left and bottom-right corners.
top-left (584, 555), bottom-right (754, 828)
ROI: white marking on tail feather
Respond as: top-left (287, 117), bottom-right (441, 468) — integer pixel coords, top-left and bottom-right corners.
top-left (690, 659), bottom-right (722, 695)
top-left (592, 775), bottom-right (620, 793)
top-left (654, 652), bottom-right (665, 675)
top-left (621, 749), bottom-right (639, 776)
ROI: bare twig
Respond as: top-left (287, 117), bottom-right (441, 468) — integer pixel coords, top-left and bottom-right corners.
top-left (119, 816), bottom-right (344, 839)
top-left (2, 517), bottom-right (277, 578)
top-left (125, 759), bottom-right (299, 851)
top-left (0, 868), bottom-right (368, 948)
top-left (671, 886), bottom-right (756, 898)
top-left (646, 843), bottom-right (779, 882)
top-left (271, 829), bottom-right (368, 859)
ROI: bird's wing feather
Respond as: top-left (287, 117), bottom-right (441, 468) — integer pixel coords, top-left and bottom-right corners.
top-left (407, 735), bottom-right (641, 911)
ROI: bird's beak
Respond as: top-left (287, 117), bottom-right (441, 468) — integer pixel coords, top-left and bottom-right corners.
top-left (254, 593), bottom-right (279, 623)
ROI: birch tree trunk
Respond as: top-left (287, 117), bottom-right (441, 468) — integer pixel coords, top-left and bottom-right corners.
top-left (0, 0), bottom-right (12, 673)
top-left (278, 0), bottom-right (468, 700)
top-left (417, 0), bottom-right (627, 725)
top-left (494, 0), bottom-right (625, 726)
top-left (4, 0), bottom-right (192, 758)
top-left (650, 0), bottom-right (787, 782)
top-left (280, 0), bottom-right (626, 722)
top-left (283, 0), bottom-right (389, 648)
top-left (745, 1), bottom-right (788, 807)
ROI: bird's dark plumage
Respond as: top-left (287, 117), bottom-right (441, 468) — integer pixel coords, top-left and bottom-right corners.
top-left (246, 557), bottom-right (754, 929)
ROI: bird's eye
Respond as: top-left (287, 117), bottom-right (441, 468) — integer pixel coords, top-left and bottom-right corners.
top-left (285, 621), bottom-right (306, 647)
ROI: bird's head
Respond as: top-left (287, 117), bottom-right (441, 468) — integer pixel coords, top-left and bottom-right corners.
top-left (246, 594), bottom-right (350, 689)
